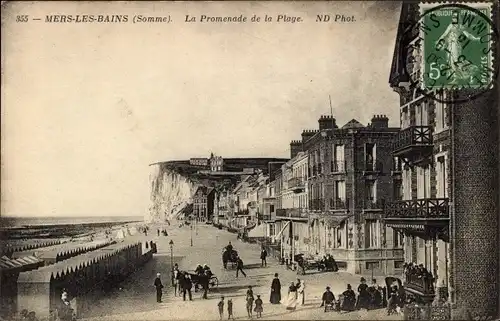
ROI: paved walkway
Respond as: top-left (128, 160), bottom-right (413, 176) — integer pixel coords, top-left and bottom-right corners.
top-left (82, 222), bottom-right (403, 320)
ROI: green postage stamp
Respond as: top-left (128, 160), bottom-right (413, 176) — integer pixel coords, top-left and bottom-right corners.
top-left (420, 2), bottom-right (494, 90)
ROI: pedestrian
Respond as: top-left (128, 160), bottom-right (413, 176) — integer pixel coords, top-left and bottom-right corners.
top-left (260, 247), bottom-right (267, 267)
top-left (356, 277), bottom-right (370, 310)
top-left (201, 272), bottom-right (209, 299)
top-left (173, 264), bottom-right (180, 296)
top-left (157, 229), bottom-right (160, 237)
top-left (154, 273), bottom-right (163, 303)
top-left (246, 286), bottom-right (254, 318)
top-left (183, 274), bottom-right (193, 301)
top-left (320, 286), bottom-right (335, 311)
top-left (284, 282), bottom-right (298, 311)
top-left (227, 299), bottom-right (234, 320)
top-left (236, 257), bottom-right (247, 278)
top-left (218, 296), bottom-right (225, 320)
top-left (269, 273), bottom-right (281, 304)
top-left (254, 295), bottom-right (263, 318)
top-left (297, 279), bottom-right (305, 306)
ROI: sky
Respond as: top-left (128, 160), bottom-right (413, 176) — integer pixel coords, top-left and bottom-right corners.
top-left (1, 1), bottom-right (402, 217)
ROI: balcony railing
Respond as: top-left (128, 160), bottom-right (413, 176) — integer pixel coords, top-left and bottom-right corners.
top-left (276, 208), bottom-right (308, 219)
top-left (235, 209), bottom-right (249, 216)
top-left (309, 199), bottom-right (325, 211)
top-left (331, 160), bottom-right (346, 173)
top-left (393, 126), bottom-right (433, 154)
top-left (363, 199), bottom-right (385, 210)
top-left (288, 177), bottom-right (305, 190)
top-left (332, 198), bottom-right (348, 210)
top-left (386, 198), bottom-right (449, 219)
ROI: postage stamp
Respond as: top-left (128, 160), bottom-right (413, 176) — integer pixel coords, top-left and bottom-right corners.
top-left (419, 2), bottom-right (494, 91)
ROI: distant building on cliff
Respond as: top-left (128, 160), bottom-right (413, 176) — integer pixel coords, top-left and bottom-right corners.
top-left (210, 153), bottom-right (224, 172)
top-left (193, 186), bottom-right (215, 222)
top-left (190, 158), bottom-right (209, 167)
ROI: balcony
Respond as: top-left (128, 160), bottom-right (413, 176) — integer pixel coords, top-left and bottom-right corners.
top-left (363, 199), bottom-right (385, 210)
top-left (235, 209), bottom-right (249, 216)
top-left (288, 177), bottom-right (305, 193)
top-left (331, 160), bottom-right (347, 173)
top-left (275, 208), bottom-right (308, 219)
top-left (329, 198), bottom-right (349, 210)
top-left (309, 199), bottom-right (325, 211)
top-left (385, 198), bottom-right (449, 240)
top-left (393, 126), bottom-right (434, 166)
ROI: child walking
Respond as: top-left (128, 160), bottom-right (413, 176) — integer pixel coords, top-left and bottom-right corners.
top-left (218, 296), bottom-right (224, 320)
top-left (227, 299), bottom-right (234, 320)
top-left (254, 294), bottom-right (263, 318)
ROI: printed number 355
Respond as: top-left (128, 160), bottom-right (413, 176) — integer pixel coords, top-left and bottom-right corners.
top-left (16, 15), bottom-right (29, 22)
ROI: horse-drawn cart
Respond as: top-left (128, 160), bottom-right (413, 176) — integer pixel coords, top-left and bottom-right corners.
top-left (188, 272), bottom-right (219, 289)
top-left (222, 248), bottom-right (239, 269)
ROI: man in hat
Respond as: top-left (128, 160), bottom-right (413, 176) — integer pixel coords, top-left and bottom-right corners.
top-left (154, 273), bottom-right (164, 303)
top-left (320, 286), bottom-right (335, 311)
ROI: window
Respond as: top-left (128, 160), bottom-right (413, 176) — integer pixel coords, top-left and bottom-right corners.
top-left (366, 180), bottom-right (377, 203)
top-left (335, 181), bottom-right (346, 201)
top-left (269, 224), bottom-right (276, 236)
top-left (403, 168), bottom-right (412, 200)
top-left (365, 143), bottom-right (376, 170)
top-left (436, 155), bottom-right (448, 198)
top-left (417, 166), bottom-right (431, 199)
top-left (415, 101), bottom-right (429, 126)
top-left (435, 92), bottom-right (448, 132)
top-left (365, 220), bottom-right (379, 248)
top-left (333, 144), bottom-right (345, 172)
top-left (393, 180), bottom-right (403, 200)
top-left (402, 107), bottom-right (410, 129)
top-left (394, 260), bottom-right (405, 269)
top-left (393, 230), bottom-right (404, 247)
top-left (270, 204), bottom-right (275, 213)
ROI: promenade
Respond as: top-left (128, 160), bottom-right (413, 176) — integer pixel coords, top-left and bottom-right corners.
top-left (83, 222), bottom-right (402, 320)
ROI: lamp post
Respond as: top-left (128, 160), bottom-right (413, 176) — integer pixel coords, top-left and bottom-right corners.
top-left (169, 240), bottom-right (174, 286)
top-left (190, 224), bottom-right (193, 247)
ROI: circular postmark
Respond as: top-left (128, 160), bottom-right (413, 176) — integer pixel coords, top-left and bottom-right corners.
top-left (402, 2), bottom-right (498, 104)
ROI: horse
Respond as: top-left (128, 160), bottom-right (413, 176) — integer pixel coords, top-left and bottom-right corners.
top-left (222, 249), bottom-right (238, 269)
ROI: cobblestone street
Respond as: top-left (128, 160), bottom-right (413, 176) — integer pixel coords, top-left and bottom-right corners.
top-left (83, 223), bottom-right (402, 320)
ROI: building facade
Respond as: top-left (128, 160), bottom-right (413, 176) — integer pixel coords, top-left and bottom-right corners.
top-left (210, 153), bottom-right (224, 172)
top-left (299, 115), bottom-right (403, 275)
top-left (274, 151), bottom-right (310, 260)
top-left (385, 3), bottom-right (499, 319)
top-left (192, 186), bottom-right (215, 222)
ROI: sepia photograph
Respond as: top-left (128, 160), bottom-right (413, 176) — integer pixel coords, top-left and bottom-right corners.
top-left (1, 1), bottom-right (499, 320)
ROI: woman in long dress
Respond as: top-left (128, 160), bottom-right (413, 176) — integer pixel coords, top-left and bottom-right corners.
top-left (297, 280), bottom-right (305, 306)
top-left (269, 273), bottom-right (281, 304)
top-left (284, 282), bottom-right (298, 311)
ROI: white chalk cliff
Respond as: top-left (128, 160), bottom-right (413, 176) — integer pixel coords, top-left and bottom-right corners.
top-left (146, 164), bottom-right (195, 223)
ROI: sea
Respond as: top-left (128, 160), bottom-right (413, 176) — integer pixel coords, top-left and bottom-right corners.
top-left (0, 216), bottom-right (144, 228)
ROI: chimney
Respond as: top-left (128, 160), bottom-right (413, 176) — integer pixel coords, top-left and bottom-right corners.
top-left (318, 115), bottom-right (337, 130)
top-left (290, 140), bottom-right (302, 159)
top-left (301, 129), bottom-right (318, 144)
top-left (371, 114), bottom-right (389, 128)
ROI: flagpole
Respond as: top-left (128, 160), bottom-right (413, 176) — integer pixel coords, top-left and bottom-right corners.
top-left (329, 95), bottom-right (334, 129)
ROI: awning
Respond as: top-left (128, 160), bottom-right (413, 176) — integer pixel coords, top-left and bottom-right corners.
top-left (274, 221), bottom-right (290, 239)
top-left (323, 214), bottom-right (353, 228)
top-left (248, 224), bottom-right (266, 238)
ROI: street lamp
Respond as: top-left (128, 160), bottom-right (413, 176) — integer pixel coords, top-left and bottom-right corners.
top-left (190, 224), bottom-right (193, 247)
top-left (169, 240), bottom-right (174, 286)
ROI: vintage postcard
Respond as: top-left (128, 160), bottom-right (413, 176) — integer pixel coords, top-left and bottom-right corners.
top-left (1, 1), bottom-right (499, 321)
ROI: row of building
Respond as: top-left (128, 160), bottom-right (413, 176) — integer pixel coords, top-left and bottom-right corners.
top-left (188, 3), bottom-right (499, 318)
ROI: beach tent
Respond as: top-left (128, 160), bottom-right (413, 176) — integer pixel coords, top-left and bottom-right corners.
top-left (115, 229), bottom-right (126, 239)
top-left (129, 226), bottom-right (138, 235)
